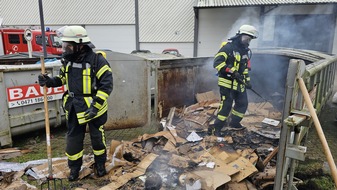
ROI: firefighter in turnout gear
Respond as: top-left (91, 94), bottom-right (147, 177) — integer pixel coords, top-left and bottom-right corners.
top-left (208, 24), bottom-right (258, 137)
top-left (38, 25), bottom-right (113, 181)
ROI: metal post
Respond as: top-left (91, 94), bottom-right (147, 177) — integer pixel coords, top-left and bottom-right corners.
top-left (287, 129), bottom-right (300, 190)
top-left (135, 0), bottom-right (140, 51)
top-left (274, 60), bottom-right (300, 190)
top-left (38, 0), bottom-right (47, 58)
top-left (193, 7), bottom-right (199, 57)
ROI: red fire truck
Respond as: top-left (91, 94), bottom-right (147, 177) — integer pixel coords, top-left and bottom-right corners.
top-left (0, 28), bottom-right (63, 55)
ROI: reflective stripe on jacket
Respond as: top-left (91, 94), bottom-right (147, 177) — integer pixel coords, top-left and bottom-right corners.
top-left (57, 50), bottom-right (113, 124)
top-left (214, 41), bottom-right (250, 92)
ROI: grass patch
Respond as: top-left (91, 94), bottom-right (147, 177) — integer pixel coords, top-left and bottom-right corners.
top-left (295, 159), bottom-right (335, 190)
top-left (297, 176), bottom-right (336, 190)
top-left (8, 127), bottom-right (67, 163)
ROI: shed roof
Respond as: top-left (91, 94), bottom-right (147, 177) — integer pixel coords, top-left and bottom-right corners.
top-left (195, 0), bottom-right (337, 7)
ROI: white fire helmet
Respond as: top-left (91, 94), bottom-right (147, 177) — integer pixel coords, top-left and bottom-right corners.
top-left (238, 25), bottom-right (258, 39)
top-left (56, 25), bottom-right (91, 44)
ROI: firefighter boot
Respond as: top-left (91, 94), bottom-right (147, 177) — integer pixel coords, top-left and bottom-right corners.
top-left (229, 116), bottom-right (245, 130)
top-left (95, 163), bottom-right (107, 177)
top-left (207, 125), bottom-right (220, 136)
top-left (68, 168), bottom-right (80, 181)
top-left (207, 120), bottom-right (226, 137)
top-left (68, 159), bottom-right (82, 181)
top-left (229, 122), bottom-right (245, 130)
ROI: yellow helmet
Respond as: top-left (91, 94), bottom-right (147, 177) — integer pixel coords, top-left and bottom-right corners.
top-left (238, 25), bottom-right (258, 39)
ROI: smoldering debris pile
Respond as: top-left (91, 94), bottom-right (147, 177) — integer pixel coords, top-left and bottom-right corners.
top-left (0, 91), bottom-right (284, 190)
top-left (100, 91), bottom-right (282, 190)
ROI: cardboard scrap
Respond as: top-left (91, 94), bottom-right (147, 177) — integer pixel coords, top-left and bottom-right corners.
top-left (213, 159), bottom-right (240, 177)
top-left (184, 103), bottom-right (205, 114)
top-left (167, 126), bottom-right (187, 144)
top-left (168, 154), bottom-right (191, 168)
top-left (262, 118), bottom-right (280, 126)
top-left (0, 178), bottom-right (38, 190)
top-left (237, 149), bottom-right (258, 165)
top-left (137, 131), bottom-right (177, 145)
top-left (0, 148), bottom-right (31, 160)
top-left (108, 140), bottom-right (123, 160)
top-left (190, 170), bottom-right (231, 190)
top-left (106, 141), bottom-right (134, 172)
top-left (188, 151), bottom-right (214, 163)
top-left (250, 128), bottom-right (280, 139)
top-left (0, 148), bottom-right (21, 154)
top-left (31, 157), bottom-right (94, 180)
top-left (31, 158), bottom-right (68, 179)
top-left (227, 181), bottom-right (248, 190)
top-left (208, 102), bottom-right (220, 109)
top-left (100, 153), bottom-right (158, 190)
top-left (184, 114), bottom-right (210, 126)
top-left (229, 157), bottom-right (258, 182)
top-left (209, 146), bottom-right (240, 164)
top-left (195, 91), bottom-right (219, 103)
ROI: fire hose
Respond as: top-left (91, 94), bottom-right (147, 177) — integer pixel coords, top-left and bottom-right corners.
top-left (236, 77), bottom-right (267, 102)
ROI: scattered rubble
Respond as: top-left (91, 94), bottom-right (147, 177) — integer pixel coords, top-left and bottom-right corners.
top-left (0, 91), bottom-right (284, 189)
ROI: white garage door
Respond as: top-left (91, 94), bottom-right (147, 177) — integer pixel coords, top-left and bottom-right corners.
top-left (86, 25), bottom-right (135, 54)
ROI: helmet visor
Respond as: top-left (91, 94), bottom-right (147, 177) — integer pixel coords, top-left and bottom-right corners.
top-left (62, 41), bottom-right (74, 55)
top-left (241, 35), bottom-right (252, 47)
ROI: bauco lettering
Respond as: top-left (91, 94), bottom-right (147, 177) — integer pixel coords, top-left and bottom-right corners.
top-left (6, 84), bottom-right (66, 108)
top-left (7, 84), bottom-right (65, 101)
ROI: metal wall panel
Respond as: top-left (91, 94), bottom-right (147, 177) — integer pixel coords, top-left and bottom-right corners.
top-left (195, 0), bottom-right (337, 7)
top-left (0, 0), bottom-right (135, 25)
top-left (155, 57), bottom-right (218, 118)
top-left (104, 51), bottom-right (151, 130)
top-left (139, 0), bottom-right (195, 42)
top-left (0, 51), bottom-right (151, 146)
top-left (86, 25), bottom-right (136, 54)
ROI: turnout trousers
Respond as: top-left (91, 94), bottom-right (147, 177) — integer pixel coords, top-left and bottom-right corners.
top-left (213, 87), bottom-right (248, 131)
top-left (66, 105), bottom-right (107, 171)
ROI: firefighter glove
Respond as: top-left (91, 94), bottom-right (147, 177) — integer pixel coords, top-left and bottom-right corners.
top-left (84, 105), bottom-right (99, 120)
top-left (246, 81), bottom-right (252, 89)
top-left (232, 71), bottom-right (241, 80)
top-left (38, 74), bottom-right (50, 87)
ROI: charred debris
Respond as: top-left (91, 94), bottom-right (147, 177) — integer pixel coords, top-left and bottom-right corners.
top-left (0, 91), bottom-right (289, 190)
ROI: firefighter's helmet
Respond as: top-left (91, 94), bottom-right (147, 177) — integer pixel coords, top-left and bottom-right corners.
top-left (238, 25), bottom-right (258, 39)
top-left (57, 25), bottom-right (91, 44)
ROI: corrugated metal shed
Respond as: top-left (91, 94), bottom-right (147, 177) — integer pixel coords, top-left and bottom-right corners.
top-left (195, 0), bottom-right (337, 7)
top-left (0, 0), bottom-right (194, 43)
top-left (139, 0), bottom-right (195, 42)
top-left (0, 0), bottom-right (134, 25)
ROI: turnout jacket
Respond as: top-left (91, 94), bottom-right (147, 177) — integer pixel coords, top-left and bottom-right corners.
top-left (47, 49), bottom-right (113, 124)
top-left (214, 41), bottom-right (250, 92)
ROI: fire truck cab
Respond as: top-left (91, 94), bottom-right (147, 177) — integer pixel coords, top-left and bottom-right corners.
top-left (0, 28), bottom-right (63, 55)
